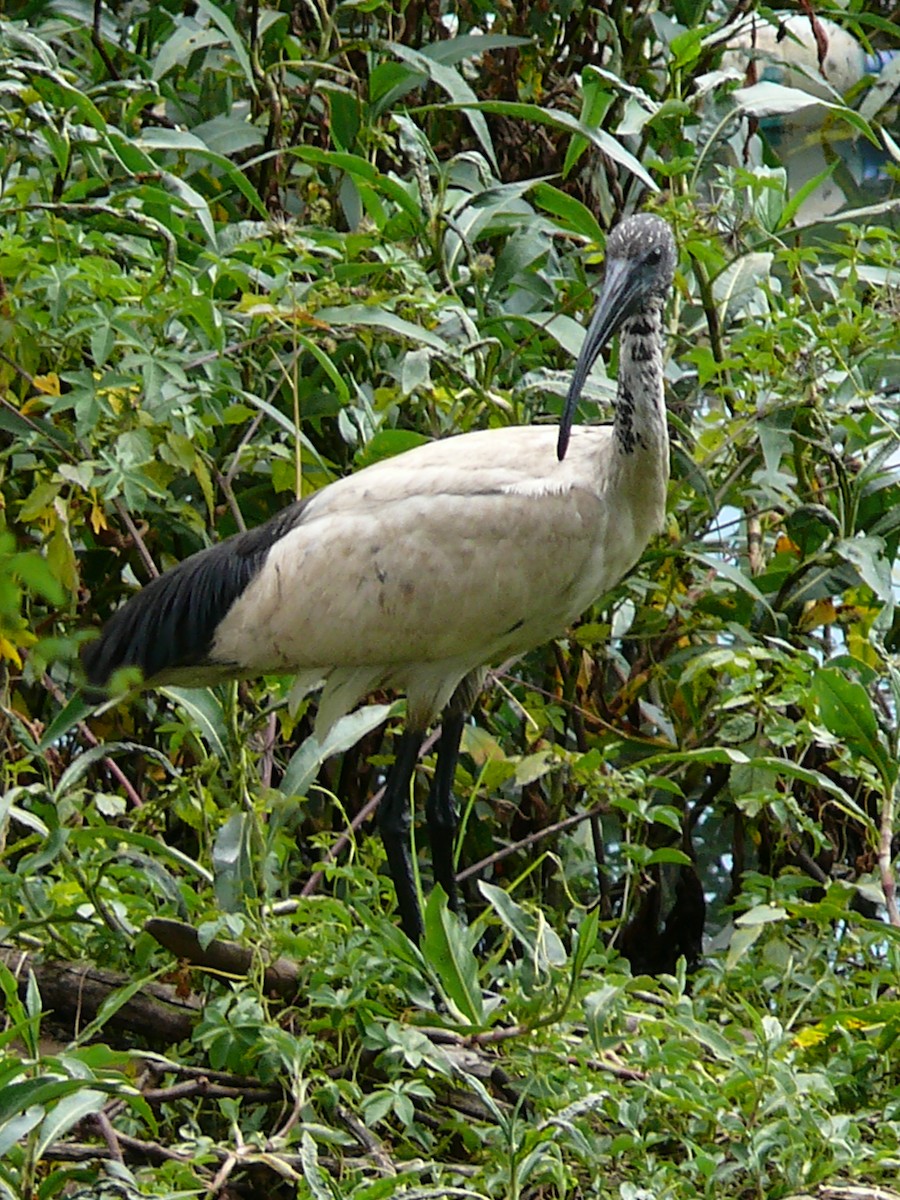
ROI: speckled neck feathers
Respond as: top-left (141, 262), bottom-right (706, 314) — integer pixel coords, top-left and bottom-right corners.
top-left (614, 299), bottom-right (667, 459)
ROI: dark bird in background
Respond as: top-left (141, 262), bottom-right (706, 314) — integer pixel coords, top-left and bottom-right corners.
top-left (84, 213), bottom-right (678, 942)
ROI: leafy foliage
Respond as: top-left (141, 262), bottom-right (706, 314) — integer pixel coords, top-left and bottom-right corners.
top-left (0, 0), bottom-right (899, 1196)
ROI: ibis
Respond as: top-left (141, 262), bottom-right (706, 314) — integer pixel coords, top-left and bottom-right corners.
top-left (723, 12), bottom-right (892, 103)
top-left (84, 213), bottom-right (678, 942)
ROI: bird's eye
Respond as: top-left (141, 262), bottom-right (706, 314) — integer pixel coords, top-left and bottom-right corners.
top-left (645, 247), bottom-right (663, 266)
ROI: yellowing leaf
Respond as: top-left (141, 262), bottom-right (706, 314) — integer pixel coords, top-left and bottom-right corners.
top-left (236, 294), bottom-right (278, 315)
top-left (798, 597), bottom-right (837, 631)
top-left (794, 1025), bottom-right (828, 1048)
top-left (90, 503), bottom-right (108, 535)
top-left (774, 531), bottom-right (800, 556)
top-left (0, 635), bottom-right (23, 667)
top-left (32, 372), bottom-right (61, 397)
top-left (96, 384), bottom-right (140, 414)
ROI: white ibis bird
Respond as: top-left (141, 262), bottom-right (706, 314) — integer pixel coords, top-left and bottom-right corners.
top-left (723, 12), bottom-right (890, 102)
top-left (84, 213), bottom-right (677, 942)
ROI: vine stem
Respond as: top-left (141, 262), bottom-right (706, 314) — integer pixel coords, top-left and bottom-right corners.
top-left (878, 775), bottom-right (900, 927)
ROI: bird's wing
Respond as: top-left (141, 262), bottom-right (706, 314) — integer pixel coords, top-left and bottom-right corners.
top-left (210, 425), bottom-right (620, 676)
top-left (83, 424), bottom-right (632, 705)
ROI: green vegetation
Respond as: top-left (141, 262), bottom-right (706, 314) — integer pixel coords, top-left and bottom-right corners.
top-left (1, 1), bottom-right (899, 1196)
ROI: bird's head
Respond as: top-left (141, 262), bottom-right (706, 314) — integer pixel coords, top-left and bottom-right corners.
top-left (557, 213), bottom-right (676, 460)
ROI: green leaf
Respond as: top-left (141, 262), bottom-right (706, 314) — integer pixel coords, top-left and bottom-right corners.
top-left (478, 882), bottom-right (567, 971)
top-left (531, 182), bottom-right (605, 243)
top-left (70, 825), bottom-right (213, 883)
top-left (735, 904), bottom-right (788, 927)
top-left (212, 812), bottom-right (256, 911)
top-left (0, 1078), bottom-right (94, 1126)
top-left (161, 687), bottom-right (230, 761)
top-left (726, 923), bottom-right (764, 970)
top-left (191, 0), bottom-right (256, 93)
top-left (570, 906), bottom-right (600, 980)
top-left (645, 847), bottom-right (693, 867)
top-left (300, 1130), bottom-right (333, 1200)
top-left (53, 741), bottom-right (176, 803)
top-left (732, 82), bottom-right (880, 146)
top-left (387, 43), bottom-right (498, 173)
top-left (835, 536), bottom-right (894, 607)
top-left (152, 23), bottom-right (225, 81)
top-left (34, 1089), bottom-right (106, 1159)
top-left (422, 887), bottom-right (484, 1025)
top-left (315, 303), bottom-right (450, 352)
top-left (428, 99), bottom-right (658, 191)
top-left (0, 1107), bottom-right (43, 1159)
top-left (811, 667), bottom-right (893, 782)
top-left (280, 702), bottom-right (401, 798)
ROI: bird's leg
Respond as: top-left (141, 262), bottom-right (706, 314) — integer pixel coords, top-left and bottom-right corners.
top-left (426, 705), bottom-right (466, 915)
top-left (377, 728), bottom-right (426, 942)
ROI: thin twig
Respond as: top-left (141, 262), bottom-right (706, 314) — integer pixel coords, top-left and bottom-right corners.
top-left (456, 803), bottom-right (608, 883)
top-left (878, 780), bottom-right (900, 927)
top-left (42, 673), bottom-right (144, 809)
top-left (299, 728), bottom-right (441, 897)
top-left (112, 498), bottom-right (158, 579)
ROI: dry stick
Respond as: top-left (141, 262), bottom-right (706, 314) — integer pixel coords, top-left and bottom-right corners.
top-left (91, 0), bottom-right (120, 80)
top-left (570, 1055), bottom-right (647, 1082)
top-left (213, 468), bottom-right (249, 534)
top-left (299, 728), bottom-right (442, 898)
top-left (141, 1080), bottom-right (280, 1105)
top-left (456, 803), bottom-right (608, 884)
top-left (879, 782), bottom-right (900, 927)
top-left (42, 673), bottom-right (144, 810)
top-left (112, 497), bottom-right (159, 580)
top-left (747, 511), bottom-right (764, 576)
top-left (335, 1104), bottom-right (396, 1175)
top-left (91, 1111), bottom-right (124, 1164)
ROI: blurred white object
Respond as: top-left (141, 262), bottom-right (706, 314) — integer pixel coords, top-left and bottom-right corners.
top-left (723, 13), bottom-right (885, 101)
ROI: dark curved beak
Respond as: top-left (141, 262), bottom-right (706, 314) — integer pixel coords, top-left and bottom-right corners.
top-left (557, 258), bottom-right (643, 461)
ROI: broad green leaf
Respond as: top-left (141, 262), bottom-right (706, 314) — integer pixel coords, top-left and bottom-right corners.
top-left (315, 304), bottom-right (450, 352)
top-left (638, 746), bottom-right (749, 770)
top-left (139, 128), bottom-right (267, 217)
top-left (162, 687), bottom-right (229, 761)
top-left (69, 825), bottom-right (213, 883)
top-left (388, 43), bottom-right (498, 173)
top-left (152, 23), bottom-right (224, 81)
top-left (686, 550), bottom-right (775, 619)
top-left (733, 82), bottom-right (880, 146)
top-left (564, 65), bottom-right (614, 177)
top-left (811, 667), bottom-right (893, 781)
top-left (531, 182), bottom-right (605, 244)
top-left (192, 0), bottom-right (256, 93)
top-left (0, 1078), bottom-right (96, 1126)
top-left (280, 702), bottom-right (401, 798)
top-left (0, 1107), bottom-right (43, 1159)
top-left (293, 147), bottom-right (421, 222)
top-left (571, 906), bottom-right (600, 980)
top-left (422, 887), bottom-right (484, 1025)
top-left (646, 847), bottom-right (693, 867)
top-left (423, 33), bottom-right (530, 64)
top-left (300, 1130), bottom-right (333, 1200)
top-left (778, 162), bottom-right (839, 229)
top-left (34, 1089), bottom-right (106, 1159)
top-left (735, 904), bottom-right (788, 927)
top-left (478, 881), bottom-right (566, 970)
top-left (212, 811), bottom-right (256, 911)
top-left (726, 922), bottom-right (764, 970)
top-left (53, 741), bottom-right (175, 802)
top-left (429, 99), bottom-right (658, 191)
top-left (835, 537), bottom-right (893, 606)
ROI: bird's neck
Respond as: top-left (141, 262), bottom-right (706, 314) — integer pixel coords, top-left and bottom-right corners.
top-left (613, 301), bottom-right (668, 462)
